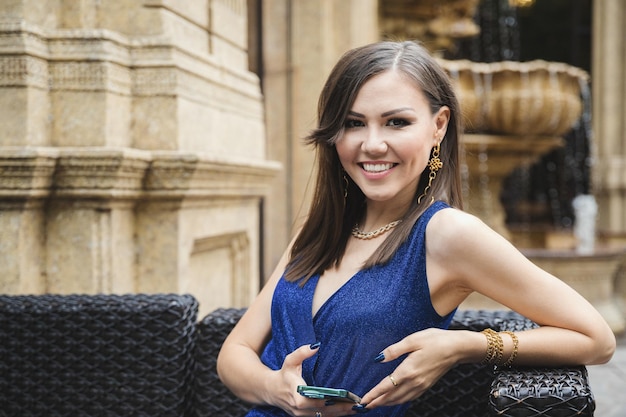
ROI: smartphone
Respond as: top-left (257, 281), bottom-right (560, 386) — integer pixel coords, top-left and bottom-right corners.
top-left (297, 385), bottom-right (361, 403)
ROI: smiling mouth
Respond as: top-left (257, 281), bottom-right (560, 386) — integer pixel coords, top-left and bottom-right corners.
top-left (361, 163), bottom-right (396, 173)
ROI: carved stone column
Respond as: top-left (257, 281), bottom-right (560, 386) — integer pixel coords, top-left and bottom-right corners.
top-left (592, 0), bottom-right (626, 312)
top-left (592, 0), bottom-right (626, 241)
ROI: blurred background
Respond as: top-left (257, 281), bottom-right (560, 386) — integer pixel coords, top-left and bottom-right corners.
top-left (0, 0), bottom-right (624, 330)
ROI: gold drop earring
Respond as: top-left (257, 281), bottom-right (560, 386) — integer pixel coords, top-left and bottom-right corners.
top-left (417, 142), bottom-right (443, 204)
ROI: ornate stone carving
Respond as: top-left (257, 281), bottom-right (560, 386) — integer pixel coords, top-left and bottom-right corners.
top-left (0, 55), bottom-right (48, 88)
top-left (0, 148), bottom-right (58, 202)
top-left (51, 149), bottom-right (150, 199)
top-left (47, 29), bottom-right (130, 61)
top-left (145, 152), bottom-right (281, 198)
top-left (49, 61), bottom-right (131, 94)
top-left (0, 14), bottom-right (265, 151)
top-left (0, 147), bottom-right (280, 201)
top-left (0, 20), bottom-right (48, 58)
top-left (131, 67), bottom-right (177, 96)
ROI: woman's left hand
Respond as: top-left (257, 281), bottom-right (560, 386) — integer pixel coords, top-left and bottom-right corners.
top-left (358, 327), bottom-right (470, 410)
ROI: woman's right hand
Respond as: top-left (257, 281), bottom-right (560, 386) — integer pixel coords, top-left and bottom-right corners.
top-left (268, 343), bottom-right (360, 417)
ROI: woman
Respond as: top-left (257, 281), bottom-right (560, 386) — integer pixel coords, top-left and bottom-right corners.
top-left (217, 40), bottom-right (615, 417)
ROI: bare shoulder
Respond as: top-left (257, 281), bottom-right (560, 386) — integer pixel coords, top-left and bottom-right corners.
top-left (427, 207), bottom-right (488, 245)
top-left (426, 207), bottom-right (512, 264)
top-left (428, 206), bottom-right (483, 229)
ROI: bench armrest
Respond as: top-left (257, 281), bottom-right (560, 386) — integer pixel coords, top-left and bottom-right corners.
top-left (490, 366), bottom-right (595, 417)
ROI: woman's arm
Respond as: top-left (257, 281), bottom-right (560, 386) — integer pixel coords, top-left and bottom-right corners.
top-left (428, 208), bottom-right (615, 366)
top-left (216, 246), bottom-right (289, 404)
top-left (360, 208), bottom-right (615, 409)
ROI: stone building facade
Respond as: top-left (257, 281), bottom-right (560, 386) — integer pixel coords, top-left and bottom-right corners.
top-left (0, 0), bottom-right (280, 317)
top-left (1, 0), bottom-right (625, 317)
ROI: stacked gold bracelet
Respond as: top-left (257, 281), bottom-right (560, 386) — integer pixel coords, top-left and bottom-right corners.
top-left (501, 331), bottom-right (519, 367)
top-left (480, 328), bottom-right (519, 367)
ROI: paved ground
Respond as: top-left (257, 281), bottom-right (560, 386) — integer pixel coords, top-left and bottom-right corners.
top-left (587, 332), bottom-right (626, 416)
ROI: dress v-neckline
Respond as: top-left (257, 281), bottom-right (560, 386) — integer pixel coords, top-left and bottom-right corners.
top-left (310, 269), bottom-right (364, 319)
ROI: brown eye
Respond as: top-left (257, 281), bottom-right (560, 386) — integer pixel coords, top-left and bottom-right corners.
top-left (345, 119), bottom-right (364, 128)
top-left (387, 118), bottom-right (409, 127)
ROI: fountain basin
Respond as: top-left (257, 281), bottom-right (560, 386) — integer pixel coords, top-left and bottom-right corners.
top-left (440, 59), bottom-right (589, 136)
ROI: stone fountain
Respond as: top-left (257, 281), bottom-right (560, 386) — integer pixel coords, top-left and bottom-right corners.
top-left (439, 58), bottom-right (626, 333)
top-left (440, 58), bottom-right (587, 238)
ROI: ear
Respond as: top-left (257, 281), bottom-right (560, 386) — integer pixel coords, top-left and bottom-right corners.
top-left (433, 106), bottom-right (450, 145)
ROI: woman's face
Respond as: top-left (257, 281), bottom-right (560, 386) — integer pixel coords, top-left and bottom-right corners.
top-left (336, 69), bottom-right (449, 210)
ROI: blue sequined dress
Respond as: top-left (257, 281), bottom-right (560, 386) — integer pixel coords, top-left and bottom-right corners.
top-left (246, 201), bottom-right (456, 417)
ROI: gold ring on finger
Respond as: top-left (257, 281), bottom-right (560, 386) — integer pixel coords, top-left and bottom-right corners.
top-left (389, 374), bottom-right (398, 387)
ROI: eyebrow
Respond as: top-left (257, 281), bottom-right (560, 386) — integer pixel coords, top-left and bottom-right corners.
top-left (348, 107), bottom-right (415, 118)
top-left (382, 107), bottom-right (414, 117)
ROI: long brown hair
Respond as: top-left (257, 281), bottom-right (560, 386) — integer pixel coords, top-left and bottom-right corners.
top-left (285, 40), bottom-right (463, 283)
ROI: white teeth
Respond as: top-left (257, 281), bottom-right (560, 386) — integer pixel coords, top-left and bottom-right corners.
top-left (362, 163), bottom-right (393, 173)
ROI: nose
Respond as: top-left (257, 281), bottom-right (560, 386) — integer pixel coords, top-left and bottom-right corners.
top-left (361, 127), bottom-right (387, 154)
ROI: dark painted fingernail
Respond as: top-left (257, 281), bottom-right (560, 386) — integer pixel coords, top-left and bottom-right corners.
top-left (352, 404), bottom-right (369, 413)
top-left (310, 341), bottom-right (321, 350)
top-left (374, 352), bottom-right (385, 362)
top-left (324, 400), bottom-right (335, 406)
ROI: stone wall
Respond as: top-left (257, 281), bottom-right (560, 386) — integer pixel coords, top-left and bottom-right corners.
top-left (0, 0), bottom-right (279, 317)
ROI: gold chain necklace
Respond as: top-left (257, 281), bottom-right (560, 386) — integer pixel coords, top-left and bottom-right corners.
top-left (351, 219), bottom-right (402, 240)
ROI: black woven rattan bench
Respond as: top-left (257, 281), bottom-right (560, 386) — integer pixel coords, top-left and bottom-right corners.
top-left (195, 308), bottom-right (595, 417)
top-left (0, 294), bottom-right (595, 417)
top-left (0, 293), bottom-right (198, 416)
